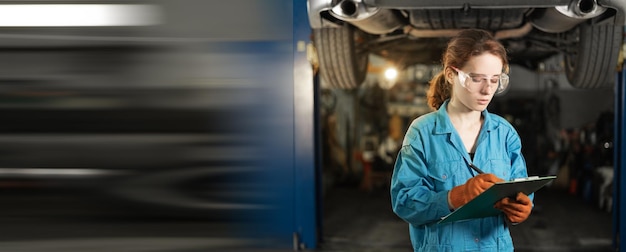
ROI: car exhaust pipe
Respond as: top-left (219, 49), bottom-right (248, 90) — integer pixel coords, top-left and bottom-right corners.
top-left (329, 0), bottom-right (403, 34)
top-left (531, 0), bottom-right (607, 33)
top-left (331, 0), bottom-right (360, 18)
top-left (569, 0), bottom-right (604, 17)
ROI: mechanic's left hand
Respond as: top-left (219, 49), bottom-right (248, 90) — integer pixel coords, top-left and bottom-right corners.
top-left (494, 192), bottom-right (532, 224)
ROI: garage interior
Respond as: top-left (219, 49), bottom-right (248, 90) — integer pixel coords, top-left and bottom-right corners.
top-left (317, 54), bottom-right (617, 251)
top-left (0, 1), bottom-right (622, 251)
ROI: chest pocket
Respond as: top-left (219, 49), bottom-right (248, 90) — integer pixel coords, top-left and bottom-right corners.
top-left (427, 160), bottom-right (468, 191)
top-left (488, 159), bottom-right (512, 181)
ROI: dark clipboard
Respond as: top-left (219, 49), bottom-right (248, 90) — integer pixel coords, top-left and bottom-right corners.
top-left (437, 176), bottom-right (556, 224)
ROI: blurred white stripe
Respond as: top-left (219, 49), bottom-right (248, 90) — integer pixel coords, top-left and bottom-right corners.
top-left (0, 4), bottom-right (162, 27)
top-left (0, 168), bottom-right (125, 177)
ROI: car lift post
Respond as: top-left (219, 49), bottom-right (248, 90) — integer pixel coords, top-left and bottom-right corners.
top-left (293, 0), bottom-right (319, 250)
top-left (615, 54), bottom-right (625, 251)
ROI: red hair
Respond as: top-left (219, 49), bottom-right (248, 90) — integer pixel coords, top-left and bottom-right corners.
top-left (426, 29), bottom-right (509, 110)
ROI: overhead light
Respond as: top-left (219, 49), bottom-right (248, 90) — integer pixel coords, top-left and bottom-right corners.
top-left (384, 67), bottom-right (398, 81)
top-left (379, 66), bottom-right (399, 90)
top-left (0, 4), bottom-right (162, 27)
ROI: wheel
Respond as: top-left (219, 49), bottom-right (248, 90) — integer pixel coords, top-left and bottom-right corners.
top-left (564, 23), bottom-right (623, 89)
top-left (313, 24), bottom-right (369, 89)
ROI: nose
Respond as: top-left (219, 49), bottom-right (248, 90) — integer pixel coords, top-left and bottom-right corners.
top-left (479, 81), bottom-right (494, 94)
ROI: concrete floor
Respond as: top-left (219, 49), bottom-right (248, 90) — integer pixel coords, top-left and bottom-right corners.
top-left (0, 181), bottom-right (614, 252)
top-left (317, 184), bottom-right (614, 252)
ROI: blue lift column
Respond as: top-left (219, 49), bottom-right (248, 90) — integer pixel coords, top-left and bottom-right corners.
top-left (254, 1), bottom-right (317, 249)
top-left (293, 0), bottom-right (319, 249)
top-left (615, 62), bottom-right (625, 251)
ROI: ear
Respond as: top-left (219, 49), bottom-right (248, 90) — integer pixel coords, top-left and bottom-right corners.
top-left (444, 67), bottom-right (454, 83)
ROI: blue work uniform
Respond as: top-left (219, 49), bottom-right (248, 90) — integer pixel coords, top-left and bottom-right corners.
top-left (390, 100), bottom-right (531, 252)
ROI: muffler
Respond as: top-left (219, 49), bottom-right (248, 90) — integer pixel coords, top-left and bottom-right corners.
top-left (329, 0), bottom-right (403, 34)
top-left (531, 0), bottom-right (607, 33)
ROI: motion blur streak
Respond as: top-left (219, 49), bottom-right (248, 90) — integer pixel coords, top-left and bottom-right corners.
top-left (0, 4), bottom-right (162, 27)
top-left (0, 0), bottom-right (295, 251)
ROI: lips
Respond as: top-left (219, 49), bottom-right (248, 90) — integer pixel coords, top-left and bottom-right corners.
top-left (477, 99), bottom-right (490, 105)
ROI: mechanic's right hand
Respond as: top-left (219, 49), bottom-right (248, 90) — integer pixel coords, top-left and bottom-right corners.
top-left (448, 173), bottom-right (504, 209)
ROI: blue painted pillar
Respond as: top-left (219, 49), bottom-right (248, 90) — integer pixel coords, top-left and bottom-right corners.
top-left (615, 64), bottom-right (625, 251)
top-left (293, 0), bottom-right (319, 249)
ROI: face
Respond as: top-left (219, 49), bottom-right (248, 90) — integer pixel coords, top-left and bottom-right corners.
top-left (448, 53), bottom-right (505, 112)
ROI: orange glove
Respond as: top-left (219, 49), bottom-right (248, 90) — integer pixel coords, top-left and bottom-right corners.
top-left (448, 173), bottom-right (504, 209)
top-left (494, 192), bottom-right (532, 224)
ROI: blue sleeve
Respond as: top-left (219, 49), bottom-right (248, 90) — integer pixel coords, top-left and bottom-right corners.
top-left (390, 136), bottom-right (453, 226)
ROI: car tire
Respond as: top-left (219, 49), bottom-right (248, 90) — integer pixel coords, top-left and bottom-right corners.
top-left (313, 24), bottom-right (369, 89)
top-left (564, 23), bottom-right (623, 89)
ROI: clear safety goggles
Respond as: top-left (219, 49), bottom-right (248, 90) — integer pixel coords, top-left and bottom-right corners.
top-left (451, 66), bottom-right (509, 94)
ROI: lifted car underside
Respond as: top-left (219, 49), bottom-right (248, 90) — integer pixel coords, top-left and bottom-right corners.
top-left (308, 0), bottom-right (625, 89)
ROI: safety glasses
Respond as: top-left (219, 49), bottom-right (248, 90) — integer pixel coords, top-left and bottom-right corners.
top-left (451, 66), bottom-right (509, 94)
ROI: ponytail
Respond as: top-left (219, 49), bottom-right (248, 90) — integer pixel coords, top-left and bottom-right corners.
top-left (426, 71), bottom-right (451, 110)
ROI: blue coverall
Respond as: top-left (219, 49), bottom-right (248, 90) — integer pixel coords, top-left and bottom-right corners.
top-left (390, 100), bottom-right (532, 251)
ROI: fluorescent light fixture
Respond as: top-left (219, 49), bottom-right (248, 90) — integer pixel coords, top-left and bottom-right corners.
top-left (0, 4), bottom-right (162, 27)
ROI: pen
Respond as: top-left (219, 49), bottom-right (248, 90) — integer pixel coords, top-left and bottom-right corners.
top-left (469, 163), bottom-right (485, 175)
